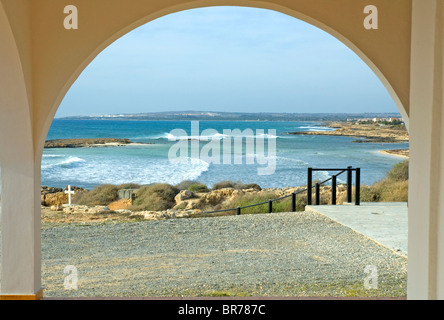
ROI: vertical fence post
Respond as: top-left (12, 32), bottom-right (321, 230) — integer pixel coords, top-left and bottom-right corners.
top-left (291, 193), bottom-right (296, 212)
top-left (237, 207), bottom-right (241, 215)
top-left (307, 167), bottom-right (313, 205)
top-left (315, 183), bottom-right (320, 205)
top-left (331, 175), bottom-right (337, 205)
top-left (355, 168), bottom-right (361, 206)
top-left (347, 166), bottom-right (353, 203)
top-left (268, 200), bottom-right (273, 213)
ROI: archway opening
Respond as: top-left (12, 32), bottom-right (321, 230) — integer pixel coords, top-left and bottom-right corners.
top-left (41, 6), bottom-right (408, 298)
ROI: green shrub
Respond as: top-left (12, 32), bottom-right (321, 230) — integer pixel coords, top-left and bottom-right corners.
top-left (212, 180), bottom-right (261, 191)
top-left (117, 183), bottom-right (142, 190)
top-left (212, 180), bottom-right (239, 190)
top-left (175, 180), bottom-right (196, 191)
top-left (223, 192), bottom-right (273, 214)
top-left (131, 183), bottom-right (179, 211)
top-left (220, 190), bottom-right (309, 215)
top-left (296, 195), bottom-right (308, 211)
top-left (350, 160), bottom-right (409, 203)
top-left (239, 183), bottom-right (262, 191)
top-left (379, 180), bottom-right (409, 202)
top-left (387, 159), bottom-right (409, 182)
top-left (188, 182), bottom-right (209, 193)
top-left (359, 185), bottom-right (381, 202)
top-left (73, 184), bottom-right (119, 206)
top-left (220, 191), bottom-right (277, 214)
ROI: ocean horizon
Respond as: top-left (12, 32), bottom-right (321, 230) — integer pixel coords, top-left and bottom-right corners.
top-left (41, 119), bottom-right (409, 190)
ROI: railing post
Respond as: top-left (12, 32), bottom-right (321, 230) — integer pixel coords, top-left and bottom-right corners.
top-left (315, 183), bottom-right (320, 205)
top-left (347, 166), bottom-right (353, 203)
top-left (355, 168), bottom-right (361, 206)
top-left (268, 200), bottom-right (273, 213)
top-left (291, 193), bottom-right (296, 212)
top-left (237, 207), bottom-right (241, 215)
top-left (307, 167), bottom-right (313, 205)
top-left (331, 175), bottom-right (337, 205)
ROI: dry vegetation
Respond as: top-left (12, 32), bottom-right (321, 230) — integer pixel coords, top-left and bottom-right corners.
top-left (357, 159), bottom-right (409, 202)
top-left (43, 160), bottom-right (408, 223)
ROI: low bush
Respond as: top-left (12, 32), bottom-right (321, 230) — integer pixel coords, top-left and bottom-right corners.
top-left (212, 180), bottom-right (239, 190)
top-left (212, 180), bottom-right (261, 191)
top-left (73, 184), bottom-right (119, 206)
top-left (344, 159), bottom-right (409, 203)
top-left (175, 180), bottom-right (196, 191)
top-left (187, 182), bottom-right (209, 193)
top-left (131, 183), bottom-right (179, 211)
top-left (221, 191), bottom-right (278, 214)
top-left (117, 183), bottom-right (142, 190)
top-left (387, 159), bottom-right (409, 182)
top-left (239, 183), bottom-right (262, 191)
top-left (219, 190), bottom-right (308, 214)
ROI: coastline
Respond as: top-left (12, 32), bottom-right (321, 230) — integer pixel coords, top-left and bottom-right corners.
top-left (287, 120), bottom-right (409, 144)
top-left (379, 149), bottom-right (409, 159)
top-left (41, 119), bottom-right (409, 193)
top-left (40, 184), bottom-right (345, 224)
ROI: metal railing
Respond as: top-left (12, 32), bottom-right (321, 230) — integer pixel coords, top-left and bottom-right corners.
top-left (307, 166), bottom-right (360, 206)
top-left (200, 186), bottom-right (310, 216)
top-left (200, 166), bottom-right (361, 216)
top-left (202, 167), bottom-right (361, 215)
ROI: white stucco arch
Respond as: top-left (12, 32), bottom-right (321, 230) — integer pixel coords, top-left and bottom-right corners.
top-left (0, 1), bottom-right (42, 296)
top-left (40, 1), bottom-right (409, 152)
top-left (3, 0), bottom-right (444, 300)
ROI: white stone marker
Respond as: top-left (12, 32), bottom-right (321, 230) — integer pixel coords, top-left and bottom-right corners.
top-left (65, 185), bottom-right (75, 206)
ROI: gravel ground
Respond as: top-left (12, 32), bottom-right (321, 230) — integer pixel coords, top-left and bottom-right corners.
top-left (2, 211), bottom-right (408, 298)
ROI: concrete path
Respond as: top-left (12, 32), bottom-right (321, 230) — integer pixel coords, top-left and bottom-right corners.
top-left (305, 202), bottom-right (408, 257)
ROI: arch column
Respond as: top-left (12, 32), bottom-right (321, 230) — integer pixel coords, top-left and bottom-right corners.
top-left (0, 154), bottom-right (43, 299)
top-left (408, 0), bottom-right (444, 300)
top-left (0, 1), bottom-right (42, 299)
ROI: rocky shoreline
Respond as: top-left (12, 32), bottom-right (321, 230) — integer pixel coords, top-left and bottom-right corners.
top-left (44, 138), bottom-right (152, 148)
top-left (286, 121), bottom-right (409, 143)
top-left (40, 184), bottom-right (348, 223)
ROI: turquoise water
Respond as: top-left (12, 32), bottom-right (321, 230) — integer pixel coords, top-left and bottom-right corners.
top-left (42, 120), bottom-right (409, 189)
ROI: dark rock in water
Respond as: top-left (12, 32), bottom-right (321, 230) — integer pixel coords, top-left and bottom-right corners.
top-left (44, 138), bottom-right (132, 148)
top-left (41, 186), bottom-right (63, 195)
top-left (41, 185), bottom-right (85, 196)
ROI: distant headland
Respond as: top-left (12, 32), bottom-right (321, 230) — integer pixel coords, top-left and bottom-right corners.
top-left (56, 111), bottom-right (403, 122)
top-left (286, 119), bottom-right (408, 144)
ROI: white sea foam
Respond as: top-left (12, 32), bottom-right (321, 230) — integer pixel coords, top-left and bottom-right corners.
top-left (299, 126), bottom-right (335, 132)
top-left (254, 133), bottom-right (278, 139)
top-left (42, 156), bottom-right (86, 170)
top-left (164, 131), bottom-right (279, 141)
top-left (42, 155), bottom-right (210, 186)
top-left (59, 157), bottom-right (85, 166)
top-left (42, 154), bottom-right (64, 158)
top-left (166, 132), bottom-right (230, 141)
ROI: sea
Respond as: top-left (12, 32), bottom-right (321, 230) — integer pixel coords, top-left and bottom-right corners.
top-left (42, 119), bottom-right (409, 190)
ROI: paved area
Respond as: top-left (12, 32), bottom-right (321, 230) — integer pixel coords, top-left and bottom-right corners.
top-left (306, 202), bottom-right (408, 257)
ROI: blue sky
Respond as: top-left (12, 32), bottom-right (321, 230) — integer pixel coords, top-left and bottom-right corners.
top-left (56, 6), bottom-right (398, 118)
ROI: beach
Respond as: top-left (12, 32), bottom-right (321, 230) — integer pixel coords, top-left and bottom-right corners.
top-left (379, 149), bottom-right (409, 158)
